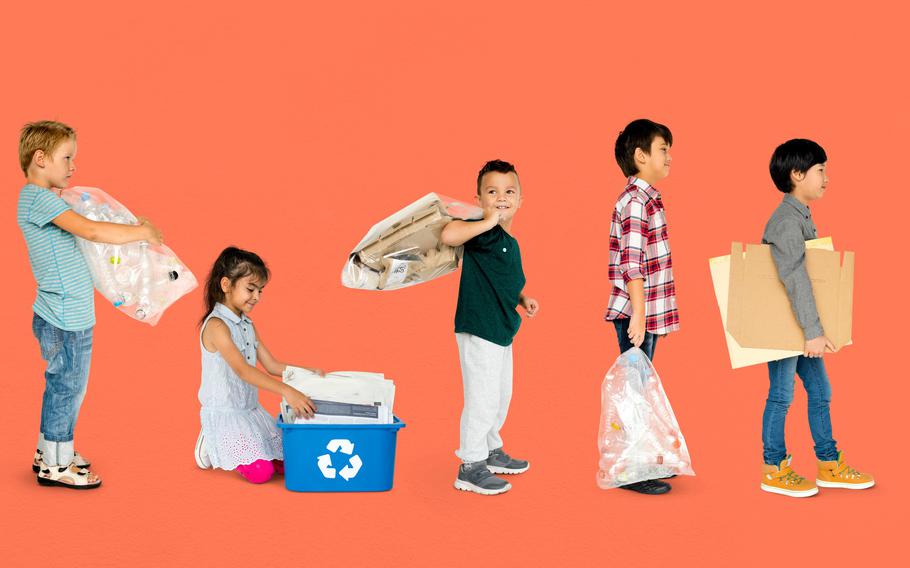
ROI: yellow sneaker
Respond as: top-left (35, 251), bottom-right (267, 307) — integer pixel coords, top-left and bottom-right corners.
top-left (761, 456), bottom-right (818, 498)
top-left (816, 452), bottom-right (874, 490)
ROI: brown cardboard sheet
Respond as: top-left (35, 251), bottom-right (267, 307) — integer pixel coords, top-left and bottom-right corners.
top-left (726, 242), bottom-right (854, 351)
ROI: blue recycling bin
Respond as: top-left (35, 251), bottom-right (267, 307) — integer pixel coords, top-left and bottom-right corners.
top-left (277, 416), bottom-right (406, 492)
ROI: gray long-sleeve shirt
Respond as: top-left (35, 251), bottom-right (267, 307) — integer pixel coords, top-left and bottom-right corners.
top-left (761, 194), bottom-right (824, 340)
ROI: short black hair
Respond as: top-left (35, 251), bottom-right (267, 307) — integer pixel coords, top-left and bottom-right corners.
top-left (769, 139), bottom-right (828, 193)
top-left (477, 159), bottom-right (519, 195)
top-left (614, 119), bottom-right (673, 177)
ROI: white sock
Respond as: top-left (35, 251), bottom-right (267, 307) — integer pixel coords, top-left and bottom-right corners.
top-left (42, 440), bottom-right (58, 466)
top-left (58, 441), bottom-right (75, 467)
top-left (39, 440), bottom-right (75, 467)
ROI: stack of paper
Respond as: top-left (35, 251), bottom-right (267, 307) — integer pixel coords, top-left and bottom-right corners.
top-left (281, 367), bottom-right (396, 424)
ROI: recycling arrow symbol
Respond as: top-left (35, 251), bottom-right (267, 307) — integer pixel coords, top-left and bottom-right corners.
top-left (316, 439), bottom-right (363, 481)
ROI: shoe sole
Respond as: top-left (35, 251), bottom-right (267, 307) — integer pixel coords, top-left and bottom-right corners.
top-left (816, 479), bottom-right (875, 489)
top-left (453, 478), bottom-right (512, 495)
top-left (487, 463), bottom-right (530, 475)
top-left (618, 483), bottom-right (672, 495)
top-left (760, 483), bottom-right (818, 498)
top-left (194, 433), bottom-right (211, 469)
top-left (36, 475), bottom-right (101, 490)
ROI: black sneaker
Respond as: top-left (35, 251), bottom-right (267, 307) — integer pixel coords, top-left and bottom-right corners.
top-left (618, 479), bottom-right (672, 495)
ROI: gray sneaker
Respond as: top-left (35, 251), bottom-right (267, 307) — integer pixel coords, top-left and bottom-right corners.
top-left (486, 448), bottom-right (529, 474)
top-left (454, 461), bottom-right (512, 495)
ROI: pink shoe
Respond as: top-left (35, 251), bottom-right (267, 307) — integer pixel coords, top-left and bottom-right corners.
top-left (236, 460), bottom-right (276, 484)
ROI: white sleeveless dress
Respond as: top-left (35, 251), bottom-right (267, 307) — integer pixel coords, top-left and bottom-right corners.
top-left (198, 302), bottom-right (283, 469)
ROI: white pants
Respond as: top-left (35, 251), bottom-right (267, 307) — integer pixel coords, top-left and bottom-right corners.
top-left (455, 333), bottom-right (513, 463)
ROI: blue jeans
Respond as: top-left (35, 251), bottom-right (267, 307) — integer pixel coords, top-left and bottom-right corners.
top-left (762, 355), bottom-right (838, 465)
top-left (32, 313), bottom-right (93, 443)
top-left (612, 318), bottom-right (659, 362)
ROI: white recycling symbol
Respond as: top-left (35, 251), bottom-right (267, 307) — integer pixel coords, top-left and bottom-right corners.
top-left (316, 439), bottom-right (363, 481)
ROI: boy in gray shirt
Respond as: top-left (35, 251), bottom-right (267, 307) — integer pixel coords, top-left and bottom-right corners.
top-left (758, 139), bottom-right (874, 497)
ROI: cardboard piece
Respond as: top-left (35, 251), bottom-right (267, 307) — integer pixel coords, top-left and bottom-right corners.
top-left (358, 205), bottom-right (446, 270)
top-left (342, 193), bottom-right (482, 291)
top-left (726, 241), bottom-right (854, 352)
top-left (709, 238), bottom-right (834, 369)
top-left (376, 245), bottom-right (458, 290)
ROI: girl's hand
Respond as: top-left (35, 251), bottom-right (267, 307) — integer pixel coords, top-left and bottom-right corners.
top-left (520, 295), bottom-right (539, 318)
top-left (308, 367), bottom-right (326, 377)
top-left (283, 386), bottom-right (317, 419)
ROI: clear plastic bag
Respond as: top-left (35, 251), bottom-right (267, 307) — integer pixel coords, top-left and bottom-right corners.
top-left (342, 193), bottom-right (482, 291)
top-left (60, 187), bottom-right (198, 325)
top-left (596, 348), bottom-right (694, 488)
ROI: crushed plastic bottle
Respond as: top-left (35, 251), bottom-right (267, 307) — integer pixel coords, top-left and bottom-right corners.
top-left (596, 348), bottom-right (694, 489)
top-left (61, 186), bottom-right (198, 326)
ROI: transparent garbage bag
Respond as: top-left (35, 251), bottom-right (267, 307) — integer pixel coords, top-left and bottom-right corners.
top-left (60, 187), bottom-right (198, 325)
top-left (342, 193), bottom-right (482, 291)
top-left (596, 348), bottom-right (694, 488)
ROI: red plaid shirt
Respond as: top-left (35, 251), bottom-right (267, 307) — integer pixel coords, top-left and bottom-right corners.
top-left (604, 177), bottom-right (679, 335)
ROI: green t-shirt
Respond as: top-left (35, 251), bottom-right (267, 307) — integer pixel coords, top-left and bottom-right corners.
top-left (454, 222), bottom-right (526, 346)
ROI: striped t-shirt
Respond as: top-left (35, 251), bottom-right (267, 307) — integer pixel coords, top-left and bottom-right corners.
top-left (17, 184), bottom-right (94, 331)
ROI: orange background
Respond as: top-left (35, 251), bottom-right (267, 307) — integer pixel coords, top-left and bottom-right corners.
top-left (2, 1), bottom-right (907, 566)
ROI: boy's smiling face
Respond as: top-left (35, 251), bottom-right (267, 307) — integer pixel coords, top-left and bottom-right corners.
top-left (791, 163), bottom-right (828, 202)
top-left (477, 171), bottom-right (521, 223)
top-left (635, 136), bottom-right (671, 184)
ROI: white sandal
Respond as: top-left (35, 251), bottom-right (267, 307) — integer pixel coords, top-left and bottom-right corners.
top-left (32, 449), bottom-right (91, 473)
top-left (36, 460), bottom-right (101, 490)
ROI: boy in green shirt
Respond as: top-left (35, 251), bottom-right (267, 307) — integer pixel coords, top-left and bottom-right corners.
top-left (441, 159), bottom-right (539, 495)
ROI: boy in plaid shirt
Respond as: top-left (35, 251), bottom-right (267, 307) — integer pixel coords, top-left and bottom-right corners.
top-left (604, 118), bottom-right (678, 495)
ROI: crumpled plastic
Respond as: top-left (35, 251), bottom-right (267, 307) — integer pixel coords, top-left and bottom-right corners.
top-left (341, 192), bottom-right (482, 291)
top-left (596, 348), bottom-right (694, 488)
top-left (60, 186), bottom-right (198, 325)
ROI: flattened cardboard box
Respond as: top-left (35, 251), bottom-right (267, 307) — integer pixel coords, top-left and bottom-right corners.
top-left (358, 204), bottom-right (447, 270)
top-left (726, 242), bottom-right (854, 351)
top-left (377, 245), bottom-right (457, 289)
top-left (710, 238), bottom-right (844, 369)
